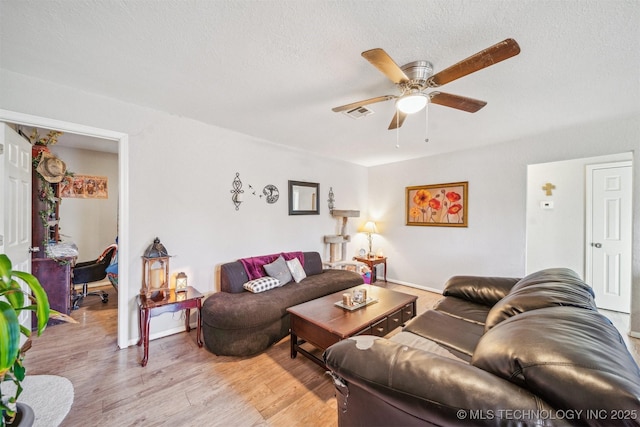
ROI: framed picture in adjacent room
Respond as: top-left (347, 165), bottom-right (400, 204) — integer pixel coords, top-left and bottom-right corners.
top-left (61, 175), bottom-right (108, 199)
top-left (406, 181), bottom-right (468, 227)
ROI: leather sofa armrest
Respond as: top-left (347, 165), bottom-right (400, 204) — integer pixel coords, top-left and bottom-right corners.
top-left (443, 275), bottom-right (521, 307)
top-left (324, 336), bottom-right (563, 426)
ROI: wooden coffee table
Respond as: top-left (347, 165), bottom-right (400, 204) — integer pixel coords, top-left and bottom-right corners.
top-left (287, 286), bottom-right (417, 368)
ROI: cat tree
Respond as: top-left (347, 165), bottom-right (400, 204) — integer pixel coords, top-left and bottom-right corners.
top-left (323, 209), bottom-right (360, 267)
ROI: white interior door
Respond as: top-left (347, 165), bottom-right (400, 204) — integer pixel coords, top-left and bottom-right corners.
top-left (1, 123), bottom-right (33, 330)
top-left (586, 162), bottom-right (632, 313)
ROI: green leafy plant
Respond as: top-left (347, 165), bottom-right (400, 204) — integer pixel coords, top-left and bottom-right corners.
top-left (0, 254), bottom-right (75, 425)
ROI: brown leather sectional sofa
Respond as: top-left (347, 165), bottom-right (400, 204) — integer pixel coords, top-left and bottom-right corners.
top-left (324, 268), bottom-right (640, 426)
top-left (202, 251), bottom-right (363, 356)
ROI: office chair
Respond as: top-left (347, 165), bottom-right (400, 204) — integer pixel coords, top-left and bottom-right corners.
top-left (72, 244), bottom-right (117, 309)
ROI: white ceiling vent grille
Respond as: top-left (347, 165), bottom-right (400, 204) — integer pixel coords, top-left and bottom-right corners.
top-left (343, 106), bottom-right (374, 119)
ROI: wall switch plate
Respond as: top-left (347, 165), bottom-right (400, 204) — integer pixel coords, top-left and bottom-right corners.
top-left (540, 200), bottom-right (554, 209)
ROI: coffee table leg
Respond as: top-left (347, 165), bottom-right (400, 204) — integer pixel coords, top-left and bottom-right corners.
top-left (290, 332), bottom-right (298, 359)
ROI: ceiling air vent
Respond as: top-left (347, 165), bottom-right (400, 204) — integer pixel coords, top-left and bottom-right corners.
top-left (343, 106), bottom-right (374, 119)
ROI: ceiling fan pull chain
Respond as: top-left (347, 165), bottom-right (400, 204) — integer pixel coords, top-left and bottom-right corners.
top-left (424, 104), bottom-right (430, 143)
top-left (396, 113), bottom-right (400, 148)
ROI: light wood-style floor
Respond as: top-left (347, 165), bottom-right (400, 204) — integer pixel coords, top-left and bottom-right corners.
top-left (23, 282), bottom-right (639, 426)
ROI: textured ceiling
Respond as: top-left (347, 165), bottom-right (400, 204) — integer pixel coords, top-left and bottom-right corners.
top-left (1, 0), bottom-right (638, 166)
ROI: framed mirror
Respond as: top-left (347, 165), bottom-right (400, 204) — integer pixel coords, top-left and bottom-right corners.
top-left (288, 180), bottom-right (320, 215)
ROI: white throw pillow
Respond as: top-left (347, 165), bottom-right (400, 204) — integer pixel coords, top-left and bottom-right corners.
top-left (243, 276), bottom-right (281, 293)
top-left (286, 257), bottom-right (307, 283)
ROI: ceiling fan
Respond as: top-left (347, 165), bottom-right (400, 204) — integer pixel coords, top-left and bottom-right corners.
top-left (332, 38), bottom-right (521, 130)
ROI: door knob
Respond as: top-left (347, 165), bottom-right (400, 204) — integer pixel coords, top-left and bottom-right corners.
top-left (591, 243), bottom-right (602, 248)
top-left (29, 247), bottom-right (40, 253)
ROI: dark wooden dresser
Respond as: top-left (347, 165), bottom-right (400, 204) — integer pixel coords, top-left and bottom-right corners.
top-left (31, 257), bottom-right (73, 328)
top-left (31, 169), bottom-right (73, 328)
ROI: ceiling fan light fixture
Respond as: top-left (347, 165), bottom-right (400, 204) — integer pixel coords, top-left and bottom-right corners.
top-left (396, 92), bottom-right (428, 114)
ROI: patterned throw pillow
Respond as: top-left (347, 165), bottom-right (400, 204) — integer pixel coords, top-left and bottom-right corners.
top-left (243, 276), bottom-right (281, 293)
top-left (286, 257), bottom-right (307, 283)
top-left (263, 255), bottom-right (293, 286)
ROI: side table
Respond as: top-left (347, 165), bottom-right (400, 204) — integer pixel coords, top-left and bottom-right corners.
top-left (137, 286), bottom-right (204, 367)
top-left (353, 256), bottom-right (387, 283)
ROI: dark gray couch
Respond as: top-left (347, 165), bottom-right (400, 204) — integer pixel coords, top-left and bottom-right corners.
top-left (324, 268), bottom-right (640, 426)
top-left (202, 251), bottom-right (363, 356)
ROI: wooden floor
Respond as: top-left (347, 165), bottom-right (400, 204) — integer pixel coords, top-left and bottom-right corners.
top-left (23, 281), bottom-right (639, 426)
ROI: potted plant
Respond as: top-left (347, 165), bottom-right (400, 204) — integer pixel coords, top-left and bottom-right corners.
top-left (0, 254), bottom-right (75, 426)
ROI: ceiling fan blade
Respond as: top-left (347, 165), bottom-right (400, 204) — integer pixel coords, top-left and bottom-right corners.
top-left (332, 95), bottom-right (396, 113)
top-left (388, 110), bottom-right (408, 130)
top-left (429, 92), bottom-right (487, 113)
top-left (362, 48), bottom-right (409, 84)
top-left (427, 38), bottom-right (520, 87)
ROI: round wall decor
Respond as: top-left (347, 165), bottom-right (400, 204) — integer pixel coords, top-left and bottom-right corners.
top-left (263, 185), bottom-right (279, 204)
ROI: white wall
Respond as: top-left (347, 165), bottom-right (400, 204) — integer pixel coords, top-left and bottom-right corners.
top-left (368, 115), bottom-right (639, 295)
top-left (2, 69), bottom-right (639, 339)
top-left (0, 70), bottom-right (369, 342)
top-left (525, 152), bottom-right (633, 277)
top-left (52, 145), bottom-right (119, 261)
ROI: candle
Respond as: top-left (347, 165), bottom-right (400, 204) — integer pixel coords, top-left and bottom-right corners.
top-left (342, 293), bottom-right (352, 306)
top-left (150, 268), bottom-right (163, 289)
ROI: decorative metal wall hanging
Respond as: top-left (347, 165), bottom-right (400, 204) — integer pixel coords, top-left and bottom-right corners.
top-left (230, 172), bottom-right (244, 210)
top-left (262, 184), bottom-right (279, 204)
top-left (327, 187), bottom-right (335, 212)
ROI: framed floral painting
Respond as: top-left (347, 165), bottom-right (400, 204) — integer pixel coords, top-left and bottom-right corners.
top-left (406, 182), bottom-right (468, 227)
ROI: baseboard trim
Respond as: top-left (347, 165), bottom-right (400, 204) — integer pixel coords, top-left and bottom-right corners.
top-left (128, 323), bottom-right (200, 347)
top-left (148, 325), bottom-right (195, 341)
top-left (384, 278), bottom-right (442, 295)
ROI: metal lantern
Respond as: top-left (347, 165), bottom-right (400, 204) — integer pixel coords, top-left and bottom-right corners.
top-left (175, 272), bottom-right (188, 293)
top-left (142, 237), bottom-right (171, 298)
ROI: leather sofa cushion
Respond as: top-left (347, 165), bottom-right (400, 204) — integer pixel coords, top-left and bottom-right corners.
top-left (442, 275), bottom-right (520, 307)
top-left (433, 296), bottom-right (490, 325)
top-left (389, 331), bottom-right (467, 362)
top-left (324, 337), bottom-right (562, 425)
top-left (484, 280), bottom-right (596, 331)
top-left (472, 307), bottom-right (640, 414)
top-left (511, 267), bottom-right (593, 296)
top-left (403, 310), bottom-right (484, 361)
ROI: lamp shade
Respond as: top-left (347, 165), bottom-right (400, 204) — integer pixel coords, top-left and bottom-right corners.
top-left (396, 93), bottom-right (428, 114)
top-left (363, 221), bottom-right (378, 234)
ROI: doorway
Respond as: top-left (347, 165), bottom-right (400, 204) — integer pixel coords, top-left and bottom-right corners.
top-left (525, 152), bottom-right (633, 313)
top-left (0, 109), bottom-right (130, 349)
